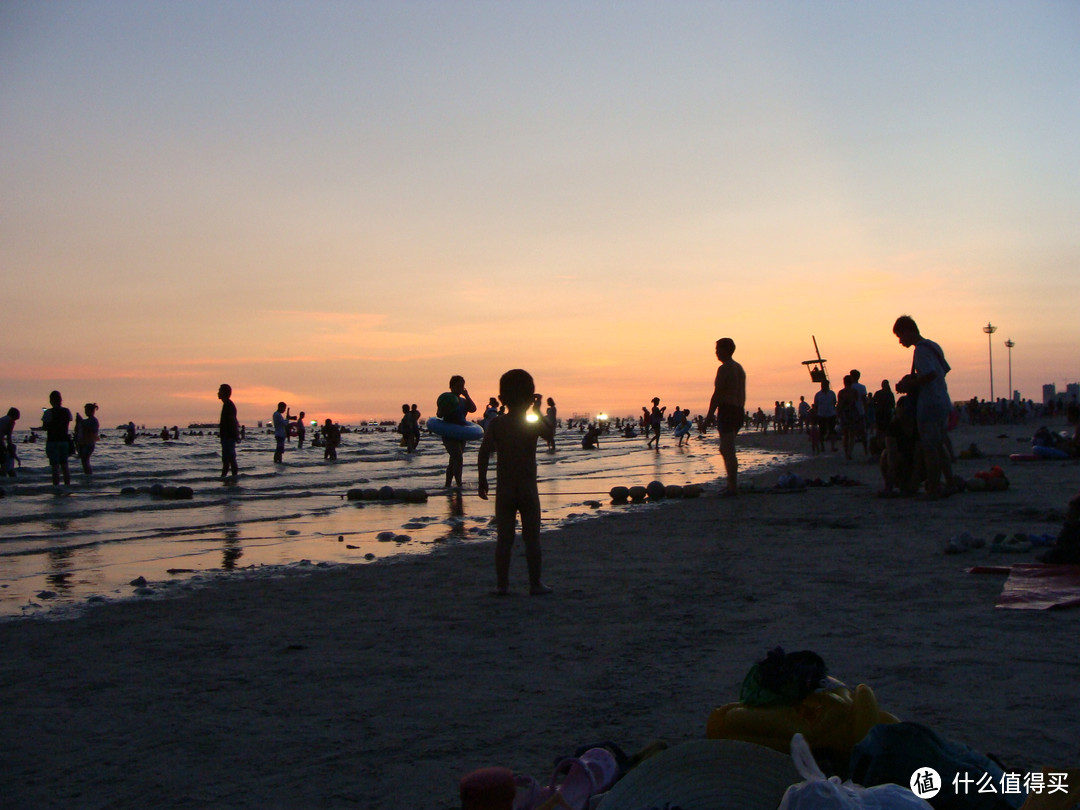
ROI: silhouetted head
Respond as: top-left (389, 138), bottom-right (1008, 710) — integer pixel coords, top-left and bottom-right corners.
top-left (893, 315), bottom-right (920, 347)
top-left (218, 384), bottom-right (232, 400)
top-left (715, 337), bottom-right (736, 359)
top-left (448, 375), bottom-right (466, 394)
top-left (277, 402), bottom-right (287, 412)
top-left (498, 369), bottom-right (535, 409)
top-left (84, 403), bottom-right (97, 416)
top-left (850, 369), bottom-right (861, 381)
top-left (49, 390), bottom-right (62, 407)
top-left (7, 407), bottom-right (19, 420)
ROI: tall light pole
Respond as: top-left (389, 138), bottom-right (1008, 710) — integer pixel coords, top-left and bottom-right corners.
top-left (1004, 338), bottom-right (1015, 401)
top-left (983, 322), bottom-right (997, 401)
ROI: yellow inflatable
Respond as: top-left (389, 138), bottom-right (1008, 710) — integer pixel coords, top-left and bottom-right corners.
top-left (706, 679), bottom-right (899, 775)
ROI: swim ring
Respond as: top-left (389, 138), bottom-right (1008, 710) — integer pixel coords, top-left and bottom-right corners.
top-left (426, 417), bottom-right (484, 442)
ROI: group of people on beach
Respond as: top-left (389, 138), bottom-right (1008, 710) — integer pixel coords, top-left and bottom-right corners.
top-left (8, 318), bottom-right (956, 558)
top-left (415, 338), bottom-right (748, 593)
top-left (1, 392), bottom-right (105, 485)
top-left (0, 316), bottom-right (984, 597)
top-left (798, 316), bottom-right (958, 500)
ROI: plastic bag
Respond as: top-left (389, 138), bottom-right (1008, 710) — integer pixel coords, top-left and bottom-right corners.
top-left (779, 733), bottom-right (933, 810)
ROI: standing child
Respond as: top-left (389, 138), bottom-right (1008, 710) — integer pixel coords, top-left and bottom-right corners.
top-left (74, 402), bottom-right (100, 475)
top-left (646, 397), bottom-right (665, 450)
top-left (437, 375), bottom-right (477, 489)
top-left (478, 369), bottom-right (554, 596)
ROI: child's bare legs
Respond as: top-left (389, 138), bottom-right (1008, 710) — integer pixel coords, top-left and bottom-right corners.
top-left (493, 490), bottom-right (550, 595)
top-left (443, 439), bottom-right (464, 488)
top-left (493, 496), bottom-right (517, 593)
top-left (519, 492), bottom-right (550, 594)
top-left (647, 426), bottom-right (660, 450)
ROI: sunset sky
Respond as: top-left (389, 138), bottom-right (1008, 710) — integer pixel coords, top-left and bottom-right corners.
top-left (3, 1), bottom-right (1078, 427)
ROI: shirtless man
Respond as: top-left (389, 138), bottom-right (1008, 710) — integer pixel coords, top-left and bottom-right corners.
top-left (706, 337), bottom-right (747, 497)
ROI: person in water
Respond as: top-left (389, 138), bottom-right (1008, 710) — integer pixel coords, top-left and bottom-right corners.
top-left (295, 411), bottom-right (306, 449)
top-left (482, 397), bottom-right (499, 429)
top-left (218, 383), bottom-right (240, 480)
top-left (581, 423), bottom-right (601, 450)
top-left (398, 404), bottom-right (416, 451)
top-left (42, 390), bottom-right (72, 486)
top-left (74, 403), bottom-right (100, 475)
top-left (706, 337), bottom-right (747, 497)
top-left (646, 397), bottom-right (665, 450)
top-left (478, 368), bottom-right (554, 596)
top-left (545, 397), bottom-right (558, 451)
top-left (0, 407), bottom-right (20, 477)
top-left (321, 418), bottom-right (341, 460)
top-left (436, 375), bottom-right (477, 489)
top-left (272, 402), bottom-right (289, 463)
top-left (406, 404), bottom-right (421, 452)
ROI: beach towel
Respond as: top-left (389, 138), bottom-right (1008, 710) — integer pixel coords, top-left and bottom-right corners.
top-left (994, 564), bottom-right (1080, 610)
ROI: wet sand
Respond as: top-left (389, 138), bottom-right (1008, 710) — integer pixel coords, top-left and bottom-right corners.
top-left (1, 421), bottom-right (1077, 809)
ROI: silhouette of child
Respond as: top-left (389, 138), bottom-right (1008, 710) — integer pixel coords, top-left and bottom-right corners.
top-left (478, 369), bottom-right (554, 596)
top-left (437, 375), bottom-right (477, 488)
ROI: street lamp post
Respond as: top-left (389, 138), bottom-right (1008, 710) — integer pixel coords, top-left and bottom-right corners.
top-left (983, 322), bottom-right (997, 401)
top-left (1004, 339), bottom-right (1015, 401)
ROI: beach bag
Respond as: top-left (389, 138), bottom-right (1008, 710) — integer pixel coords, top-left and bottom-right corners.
top-left (849, 722), bottom-right (1024, 810)
top-left (779, 733), bottom-right (932, 809)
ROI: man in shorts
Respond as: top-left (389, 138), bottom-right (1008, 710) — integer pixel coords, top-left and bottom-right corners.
top-left (706, 337), bottom-right (747, 497)
top-left (893, 315), bottom-right (956, 498)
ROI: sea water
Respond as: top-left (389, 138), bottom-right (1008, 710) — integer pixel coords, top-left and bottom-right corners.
top-left (0, 425), bottom-right (798, 619)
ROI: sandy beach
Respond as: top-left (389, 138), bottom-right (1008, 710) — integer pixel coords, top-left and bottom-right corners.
top-left (2, 421), bottom-right (1078, 809)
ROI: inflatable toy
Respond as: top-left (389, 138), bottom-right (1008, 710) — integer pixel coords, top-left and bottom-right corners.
top-left (1033, 445), bottom-right (1070, 459)
top-left (706, 680), bottom-right (898, 777)
top-left (1010, 453), bottom-right (1042, 462)
top-left (426, 417), bottom-right (484, 442)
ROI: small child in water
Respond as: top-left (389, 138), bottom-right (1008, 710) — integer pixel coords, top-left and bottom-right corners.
top-left (478, 369), bottom-right (554, 596)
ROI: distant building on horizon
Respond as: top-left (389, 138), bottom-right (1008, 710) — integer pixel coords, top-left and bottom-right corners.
top-left (1042, 382), bottom-right (1080, 407)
